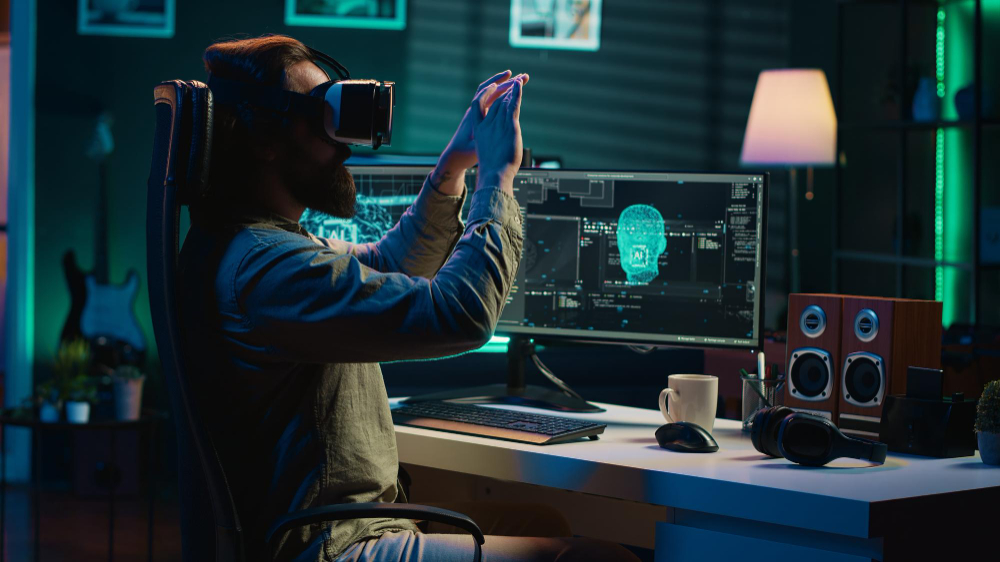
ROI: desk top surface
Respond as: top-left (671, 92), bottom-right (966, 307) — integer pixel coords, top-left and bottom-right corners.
top-left (391, 399), bottom-right (1000, 538)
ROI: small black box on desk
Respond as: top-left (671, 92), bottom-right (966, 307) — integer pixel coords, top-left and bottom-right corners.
top-left (879, 367), bottom-right (977, 458)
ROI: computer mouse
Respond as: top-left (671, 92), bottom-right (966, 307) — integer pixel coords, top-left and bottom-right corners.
top-left (655, 422), bottom-right (719, 453)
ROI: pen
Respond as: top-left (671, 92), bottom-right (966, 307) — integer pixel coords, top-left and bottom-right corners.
top-left (742, 367), bottom-right (771, 407)
top-left (757, 351), bottom-right (767, 403)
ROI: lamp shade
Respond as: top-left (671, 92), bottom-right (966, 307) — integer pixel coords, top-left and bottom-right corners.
top-left (740, 69), bottom-right (837, 166)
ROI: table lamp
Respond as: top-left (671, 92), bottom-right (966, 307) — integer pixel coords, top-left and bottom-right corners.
top-left (740, 68), bottom-right (837, 293)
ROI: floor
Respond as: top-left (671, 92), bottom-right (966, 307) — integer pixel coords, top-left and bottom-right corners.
top-left (0, 485), bottom-right (181, 562)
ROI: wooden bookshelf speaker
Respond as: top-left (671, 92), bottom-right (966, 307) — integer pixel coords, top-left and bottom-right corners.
top-left (785, 294), bottom-right (844, 421)
top-left (838, 296), bottom-right (942, 438)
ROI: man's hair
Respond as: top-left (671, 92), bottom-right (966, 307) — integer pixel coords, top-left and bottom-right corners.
top-left (195, 35), bottom-right (315, 225)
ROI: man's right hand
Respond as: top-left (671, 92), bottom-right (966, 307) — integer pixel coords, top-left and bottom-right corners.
top-left (474, 76), bottom-right (525, 196)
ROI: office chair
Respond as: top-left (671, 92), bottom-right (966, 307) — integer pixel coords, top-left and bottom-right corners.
top-left (146, 80), bottom-right (485, 562)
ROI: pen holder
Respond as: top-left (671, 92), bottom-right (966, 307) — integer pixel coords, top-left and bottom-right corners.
top-left (741, 374), bottom-right (785, 432)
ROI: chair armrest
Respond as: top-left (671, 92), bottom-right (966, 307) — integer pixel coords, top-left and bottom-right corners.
top-left (265, 503), bottom-right (484, 562)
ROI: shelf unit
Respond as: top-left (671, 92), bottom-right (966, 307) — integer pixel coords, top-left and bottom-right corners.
top-left (833, 0), bottom-right (991, 326)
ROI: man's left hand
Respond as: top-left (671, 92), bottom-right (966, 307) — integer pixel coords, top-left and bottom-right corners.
top-left (431, 70), bottom-right (529, 195)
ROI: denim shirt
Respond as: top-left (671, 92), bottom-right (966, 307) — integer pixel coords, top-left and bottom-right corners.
top-left (178, 177), bottom-right (523, 561)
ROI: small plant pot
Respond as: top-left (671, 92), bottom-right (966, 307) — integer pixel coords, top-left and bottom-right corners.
top-left (978, 432), bottom-right (1000, 466)
top-left (113, 375), bottom-right (145, 421)
top-left (65, 401), bottom-right (91, 424)
top-left (39, 401), bottom-right (61, 423)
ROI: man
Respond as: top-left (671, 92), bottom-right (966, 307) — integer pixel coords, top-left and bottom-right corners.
top-left (180, 35), bottom-right (637, 562)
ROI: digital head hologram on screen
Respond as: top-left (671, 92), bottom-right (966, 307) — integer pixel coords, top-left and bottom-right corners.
top-left (616, 204), bottom-right (667, 285)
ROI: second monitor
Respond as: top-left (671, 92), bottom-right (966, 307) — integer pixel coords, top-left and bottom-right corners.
top-left (501, 169), bottom-right (766, 350)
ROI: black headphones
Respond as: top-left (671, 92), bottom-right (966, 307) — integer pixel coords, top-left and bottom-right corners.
top-left (751, 406), bottom-right (888, 467)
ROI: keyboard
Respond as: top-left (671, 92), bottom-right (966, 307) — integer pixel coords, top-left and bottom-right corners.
top-left (391, 401), bottom-right (607, 445)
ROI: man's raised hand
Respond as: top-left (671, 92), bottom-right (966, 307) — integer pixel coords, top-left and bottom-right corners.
top-left (431, 71), bottom-right (529, 195)
top-left (474, 75), bottom-right (525, 196)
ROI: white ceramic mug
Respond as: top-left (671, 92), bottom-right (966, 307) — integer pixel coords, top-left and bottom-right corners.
top-left (658, 374), bottom-right (719, 433)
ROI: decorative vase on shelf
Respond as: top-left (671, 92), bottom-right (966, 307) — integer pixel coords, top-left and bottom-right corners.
top-left (65, 401), bottom-right (91, 424)
top-left (39, 401), bottom-right (60, 423)
top-left (912, 77), bottom-right (940, 122)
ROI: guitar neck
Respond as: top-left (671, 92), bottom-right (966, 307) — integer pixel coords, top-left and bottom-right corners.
top-left (94, 159), bottom-right (110, 284)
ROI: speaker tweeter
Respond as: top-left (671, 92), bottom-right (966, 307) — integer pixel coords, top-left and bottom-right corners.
top-left (800, 305), bottom-right (827, 338)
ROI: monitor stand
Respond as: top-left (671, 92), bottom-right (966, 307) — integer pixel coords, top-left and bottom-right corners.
top-left (401, 336), bottom-right (605, 413)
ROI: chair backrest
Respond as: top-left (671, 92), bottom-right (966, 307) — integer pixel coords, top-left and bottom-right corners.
top-left (146, 80), bottom-right (244, 562)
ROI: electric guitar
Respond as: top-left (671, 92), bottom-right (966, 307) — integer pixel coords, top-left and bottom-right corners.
top-left (61, 113), bottom-right (146, 358)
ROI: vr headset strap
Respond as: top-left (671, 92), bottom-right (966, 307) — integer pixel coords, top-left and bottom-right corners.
top-left (206, 75), bottom-right (322, 116)
top-left (308, 47), bottom-right (350, 80)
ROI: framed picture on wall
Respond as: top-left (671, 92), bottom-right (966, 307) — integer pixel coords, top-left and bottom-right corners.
top-left (286, 0), bottom-right (407, 30)
top-left (77, 0), bottom-right (175, 38)
top-left (510, 0), bottom-right (601, 51)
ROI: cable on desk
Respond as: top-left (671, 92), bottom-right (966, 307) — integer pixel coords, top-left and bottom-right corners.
top-left (530, 352), bottom-right (585, 401)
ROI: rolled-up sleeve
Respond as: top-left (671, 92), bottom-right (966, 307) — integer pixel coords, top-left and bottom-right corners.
top-left (225, 186), bottom-right (523, 364)
top-left (319, 174), bottom-right (467, 278)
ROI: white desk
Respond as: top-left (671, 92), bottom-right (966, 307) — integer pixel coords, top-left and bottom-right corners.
top-left (391, 400), bottom-right (1000, 561)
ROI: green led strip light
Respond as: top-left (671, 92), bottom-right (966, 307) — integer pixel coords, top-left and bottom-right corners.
top-left (476, 335), bottom-right (512, 354)
top-left (940, 1), bottom-right (984, 326)
top-left (935, 8), bottom-right (945, 304)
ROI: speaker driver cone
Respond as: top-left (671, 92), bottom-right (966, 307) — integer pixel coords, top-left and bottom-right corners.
top-left (842, 352), bottom-right (885, 406)
top-left (788, 348), bottom-right (833, 401)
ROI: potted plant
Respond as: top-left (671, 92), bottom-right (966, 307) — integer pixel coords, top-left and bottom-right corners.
top-left (38, 339), bottom-right (92, 422)
top-left (34, 380), bottom-right (62, 423)
top-left (64, 376), bottom-right (97, 424)
top-left (112, 365), bottom-right (146, 421)
top-left (975, 379), bottom-right (1000, 465)
top-left (53, 338), bottom-right (91, 390)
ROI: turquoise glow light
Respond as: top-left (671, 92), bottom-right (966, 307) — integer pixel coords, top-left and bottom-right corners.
top-left (474, 335), bottom-right (511, 354)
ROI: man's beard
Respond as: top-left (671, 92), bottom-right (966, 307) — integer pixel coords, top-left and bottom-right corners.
top-left (286, 159), bottom-right (357, 219)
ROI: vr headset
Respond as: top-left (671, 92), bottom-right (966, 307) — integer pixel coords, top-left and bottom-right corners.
top-left (207, 47), bottom-right (394, 149)
top-left (751, 406), bottom-right (888, 467)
